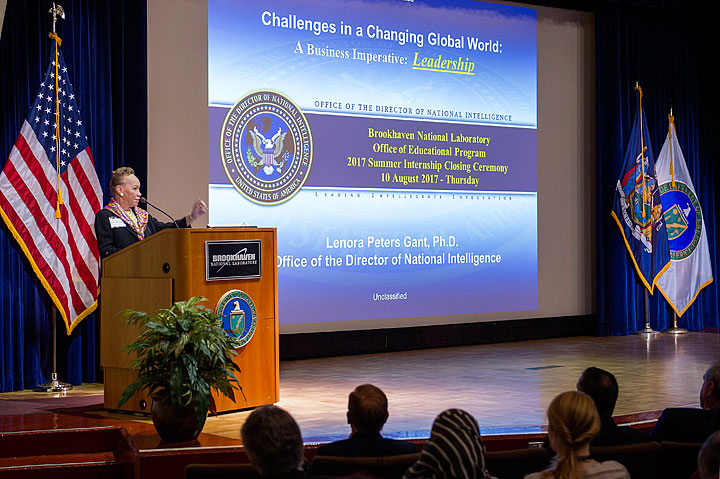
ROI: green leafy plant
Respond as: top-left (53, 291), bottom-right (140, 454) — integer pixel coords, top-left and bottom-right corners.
top-left (118, 297), bottom-right (243, 425)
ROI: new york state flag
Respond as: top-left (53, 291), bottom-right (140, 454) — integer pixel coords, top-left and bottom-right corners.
top-left (611, 86), bottom-right (670, 292)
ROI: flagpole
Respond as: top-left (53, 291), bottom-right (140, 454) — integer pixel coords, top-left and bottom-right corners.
top-left (635, 288), bottom-right (660, 336)
top-left (632, 83), bottom-right (659, 337)
top-left (34, 306), bottom-right (73, 392)
top-left (634, 83), bottom-right (650, 221)
top-left (663, 311), bottom-right (688, 334)
top-left (33, 2), bottom-right (72, 394)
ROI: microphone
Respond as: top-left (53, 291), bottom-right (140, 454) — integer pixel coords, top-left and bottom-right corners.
top-left (140, 196), bottom-right (179, 228)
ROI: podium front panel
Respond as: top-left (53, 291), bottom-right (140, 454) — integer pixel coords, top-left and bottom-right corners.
top-left (100, 227), bottom-right (279, 413)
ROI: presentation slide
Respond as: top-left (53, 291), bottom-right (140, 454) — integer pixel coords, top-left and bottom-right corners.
top-left (208, 0), bottom-right (537, 325)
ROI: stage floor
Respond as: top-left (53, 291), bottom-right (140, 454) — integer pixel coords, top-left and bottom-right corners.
top-left (1, 332), bottom-right (718, 447)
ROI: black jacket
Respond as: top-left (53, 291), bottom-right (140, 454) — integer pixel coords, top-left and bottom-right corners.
top-left (592, 415), bottom-right (651, 446)
top-left (648, 406), bottom-right (720, 443)
top-left (543, 415), bottom-right (651, 455)
top-left (315, 431), bottom-right (417, 458)
top-left (95, 208), bottom-right (188, 258)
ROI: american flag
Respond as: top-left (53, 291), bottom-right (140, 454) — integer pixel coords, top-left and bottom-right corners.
top-left (0, 46), bottom-right (102, 334)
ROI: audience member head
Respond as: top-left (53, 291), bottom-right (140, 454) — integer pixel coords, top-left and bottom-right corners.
top-left (544, 391), bottom-right (600, 479)
top-left (701, 362), bottom-right (720, 410)
top-left (240, 405), bottom-right (304, 477)
top-left (347, 384), bottom-right (389, 434)
top-left (698, 430), bottom-right (720, 479)
top-left (403, 409), bottom-right (492, 479)
top-left (576, 367), bottom-right (619, 418)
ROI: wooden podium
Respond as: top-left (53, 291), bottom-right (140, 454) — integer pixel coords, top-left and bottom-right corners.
top-left (100, 227), bottom-right (279, 413)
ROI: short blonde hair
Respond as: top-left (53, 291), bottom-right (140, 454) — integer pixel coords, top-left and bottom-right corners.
top-left (109, 167), bottom-right (135, 198)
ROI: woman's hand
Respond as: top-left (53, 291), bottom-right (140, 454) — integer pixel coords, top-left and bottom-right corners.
top-left (187, 199), bottom-right (208, 224)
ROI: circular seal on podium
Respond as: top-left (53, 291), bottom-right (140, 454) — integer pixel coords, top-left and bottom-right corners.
top-left (215, 289), bottom-right (257, 347)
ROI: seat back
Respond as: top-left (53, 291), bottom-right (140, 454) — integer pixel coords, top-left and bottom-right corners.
top-left (485, 447), bottom-right (550, 479)
top-left (310, 453), bottom-right (420, 478)
top-left (659, 441), bottom-right (702, 479)
top-left (185, 463), bottom-right (260, 479)
top-left (590, 441), bottom-right (662, 479)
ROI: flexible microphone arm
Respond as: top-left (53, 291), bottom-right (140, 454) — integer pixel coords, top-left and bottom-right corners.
top-left (140, 196), bottom-right (179, 228)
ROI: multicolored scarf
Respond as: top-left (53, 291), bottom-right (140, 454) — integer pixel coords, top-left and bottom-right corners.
top-left (403, 409), bottom-right (496, 479)
top-left (104, 198), bottom-right (149, 240)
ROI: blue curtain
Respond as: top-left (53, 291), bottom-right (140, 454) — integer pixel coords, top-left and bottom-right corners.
top-left (0, 0), bottom-right (147, 392)
top-left (595, 3), bottom-right (719, 335)
top-left (2, 0), bottom-right (719, 390)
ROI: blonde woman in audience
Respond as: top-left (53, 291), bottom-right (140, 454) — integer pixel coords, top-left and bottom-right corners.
top-left (403, 408), bottom-right (496, 479)
top-left (525, 391), bottom-right (629, 479)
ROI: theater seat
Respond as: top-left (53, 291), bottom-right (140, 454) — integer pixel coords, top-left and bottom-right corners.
top-left (485, 447), bottom-right (550, 479)
top-left (185, 463), bottom-right (260, 479)
top-left (590, 442), bottom-right (662, 479)
top-left (310, 453), bottom-right (420, 478)
top-left (659, 441), bottom-right (702, 479)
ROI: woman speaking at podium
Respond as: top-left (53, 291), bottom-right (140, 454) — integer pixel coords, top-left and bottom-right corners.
top-left (95, 167), bottom-right (207, 258)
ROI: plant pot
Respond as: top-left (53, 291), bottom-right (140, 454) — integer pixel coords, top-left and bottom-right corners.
top-left (151, 394), bottom-right (207, 442)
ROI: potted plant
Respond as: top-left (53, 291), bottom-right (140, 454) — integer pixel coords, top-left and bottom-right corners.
top-left (118, 296), bottom-right (243, 442)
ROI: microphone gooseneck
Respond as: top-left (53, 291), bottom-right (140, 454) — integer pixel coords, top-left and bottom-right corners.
top-left (140, 196), bottom-right (179, 228)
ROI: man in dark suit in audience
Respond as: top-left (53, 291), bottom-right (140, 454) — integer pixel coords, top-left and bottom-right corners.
top-left (543, 367), bottom-right (649, 453)
top-left (577, 367), bottom-right (650, 446)
top-left (315, 384), bottom-right (417, 457)
top-left (241, 405), bottom-right (308, 478)
top-left (649, 362), bottom-right (720, 444)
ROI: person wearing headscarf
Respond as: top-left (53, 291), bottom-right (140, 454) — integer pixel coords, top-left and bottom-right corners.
top-left (525, 391), bottom-right (629, 479)
top-left (95, 166), bottom-right (206, 257)
top-left (403, 409), bottom-right (496, 479)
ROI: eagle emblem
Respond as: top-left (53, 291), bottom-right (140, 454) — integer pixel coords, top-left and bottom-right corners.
top-left (248, 125), bottom-right (288, 176)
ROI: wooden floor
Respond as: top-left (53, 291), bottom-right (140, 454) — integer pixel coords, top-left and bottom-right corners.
top-left (1, 332), bottom-right (718, 448)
